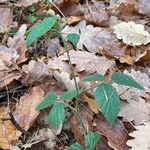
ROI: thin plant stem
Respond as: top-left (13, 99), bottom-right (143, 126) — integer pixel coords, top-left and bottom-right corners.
top-left (61, 36), bottom-right (87, 135)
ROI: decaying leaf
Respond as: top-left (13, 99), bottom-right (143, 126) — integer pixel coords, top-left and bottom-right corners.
top-left (94, 114), bottom-right (129, 150)
top-left (113, 21), bottom-right (150, 46)
top-left (17, 0), bottom-right (40, 6)
top-left (0, 70), bottom-right (22, 90)
top-left (127, 122), bottom-right (150, 150)
top-left (62, 20), bottom-right (112, 53)
top-left (13, 86), bottom-right (44, 131)
top-left (119, 98), bottom-right (150, 125)
top-left (7, 24), bottom-right (28, 65)
top-left (0, 107), bottom-right (21, 149)
top-left (138, 0), bottom-right (150, 17)
top-left (22, 60), bottom-right (51, 84)
top-left (0, 8), bottom-right (13, 33)
top-left (59, 50), bottom-right (115, 75)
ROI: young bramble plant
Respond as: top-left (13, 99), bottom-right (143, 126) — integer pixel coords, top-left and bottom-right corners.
top-left (26, 16), bottom-right (144, 149)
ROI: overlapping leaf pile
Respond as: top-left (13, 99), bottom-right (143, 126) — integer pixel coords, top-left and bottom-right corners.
top-left (0, 0), bottom-right (149, 149)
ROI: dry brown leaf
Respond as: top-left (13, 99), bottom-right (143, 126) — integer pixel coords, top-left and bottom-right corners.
top-left (84, 9), bottom-right (110, 27)
top-left (66, 16), bottom-right (81, 25)
top-left (114, 69), bottom-right (150, 102)
top-left (82, 93), bottom-right (99, 114)
top-left (17, 0), bottom-right (40, 6)
top-left (71, 108), bottom-right (93, 146)
top-left (62, 20), bottom-right (112, 53)
top-left (13, 86), bottom-right (44, 131)
top-left (113, 21), bottom-right (150, 46)
top-left (48, 57), bottom-right (81, 90)
top-left (138, 0), bottom-right (150, 17)
top-left (7, 24), bottom-right (28, 65)
top-left (59, 50), bottom-right (115, 75)
top-left (119, 98), bottom-right (150, 125)
top-left (94, 114), bottom-right (129, 150)
top-left (0, 107), bottom-right (21, 149)
top-left (0, 70), bottom-right (22, 90)
top-left (22, 59), bottom-right (51, 84)
top-left (0, 8), bottom-right (13, 33)
top-left (127, 122), bottom-right (150, 150)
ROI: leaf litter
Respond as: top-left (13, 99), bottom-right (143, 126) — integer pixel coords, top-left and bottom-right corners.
top-left (0, 0), bottom-right (150, 149)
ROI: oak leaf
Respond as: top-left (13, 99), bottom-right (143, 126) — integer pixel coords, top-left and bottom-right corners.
top-left (127, 122), bottom-right (150, 150)
top-left (62, 20), bottom-right (111, 53)
top-left (59, 50), bottom-right (115, 75)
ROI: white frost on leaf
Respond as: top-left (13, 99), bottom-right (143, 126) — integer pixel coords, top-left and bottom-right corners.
top-left (113, 21), bottom-right (150, 46)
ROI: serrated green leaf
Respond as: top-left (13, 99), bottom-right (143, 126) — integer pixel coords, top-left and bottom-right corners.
top-left (82, 74), bottom-right (104, 82)
top-left (112, 72), bottom-right (144, 90)
top-left (61, 89), bottom-right (79, 101)
top-left (48, 103), bottom-right (65, 128)
top-left (26, 16), bottom-right (57, 47)
top-left (86, 132), bottom-right (100, 150)
top-left (36, 92), bottom-right (57, 111)
top-left (69, 143), bottom-right (84, 150)
top-left (94, 83), bottom-right (120, 124)
top-left (67, 33), bottom-right (80, 47)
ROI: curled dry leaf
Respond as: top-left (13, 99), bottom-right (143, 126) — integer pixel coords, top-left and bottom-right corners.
top-left (127, 122), bottom-right (150, 150)
top-left (7, 24), bottom-right (28, 65)
top-left (119, 98), bottom-right (150, 125)
top-left (0, 107), bottom-right (21, 150)
top-left (113, 21), bottom-right (150, 46)
top-left (94, 114), bottom-right (129, 150)
top-left (59, 50), bottom-right (115, 75)
top-left (0, 8), bottom-right (13, 33)
top-left (62, 20), bottom-right (112, 53)
top-left (13, 86), bottom-right (44, 131)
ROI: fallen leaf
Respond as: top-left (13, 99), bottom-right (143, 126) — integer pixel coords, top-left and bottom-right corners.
top-left (94, 114), bottom-right (129, 150)
top-left (13, 86), bottom-right (44, 131)
top-left (113, 21), bottom-right (150, 46)
top-left (127, 122), bottom-right (150, 150)
top-left (0, 8), bottom-right (13, 33)
top-left (138, 0), bottom-right (150, 17)
top-left (71, 108), bottom-right (93, 146)
top-left (66, 16), bottom-right (81, 25)
top-left (22, 59), bottom-right (51, 84)
top-left (119, 98), bottom-right (150, 125)
top-left (0, 70), bottom-right (22, 90)
top-left (7, 24), bottom-right (28, 65)
top-left (17, 0), bottom-right (40, 6)
top-left (62, 20), bottom-right (112, 53)
top-left (82, 93), bottom-right (99, 114)
top-left (59, 50), bottom-right (115, 75)
top-left (0, 107), bottom-right (21, 149)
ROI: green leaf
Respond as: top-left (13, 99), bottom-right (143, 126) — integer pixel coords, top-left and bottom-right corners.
top-left (82, 74), bottom-right (104, 82)
top-left (48, 103), bottom-right (65, 128)
top-left (28, 15), bottom-right (38, 23)
top-left (94, 83), bottom-right (120, 124)
top-left (26, 16), bottom-right (57, 47)
top-left (36, 92), bottom-right (57, 111)
top-left (61, 89), bottom-right (79, 101)
top-left (112, 72), bottom-right (144, 90)
top-left (69, 143), bottom-right (84, 150)
top-left (67, 33), bottom-right (80, 47)
top-left (86, 132), bottom-right (100, 150)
